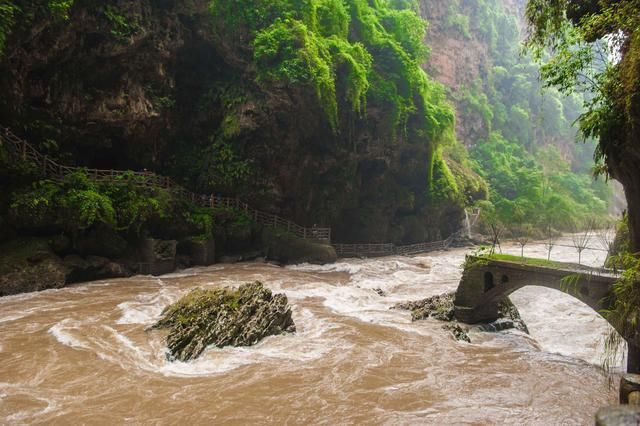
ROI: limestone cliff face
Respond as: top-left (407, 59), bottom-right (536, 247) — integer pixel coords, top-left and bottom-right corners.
top-left (421, 0), bottom-right (525, 146)
top-left (0, 0), bottom-right (478, 244)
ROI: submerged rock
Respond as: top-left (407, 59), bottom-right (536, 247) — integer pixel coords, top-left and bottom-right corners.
top-left (394, 292), bottom-right (455, 321)
top-left (151, 281), bottom-right (296, 362)
top-left (496, 298), bottom-right (529, 334)
top-left (394, 292), bottom-right (528, 342)
top-left (443, 324), bottom-right (471, 343)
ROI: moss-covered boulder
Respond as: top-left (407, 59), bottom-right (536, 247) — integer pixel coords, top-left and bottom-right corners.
top-left (262, 228), bottom-right (337, 265)
top-left (395, 292), bottom-right (455, 321)
top-left (151, 281), bottom-right (296, 362)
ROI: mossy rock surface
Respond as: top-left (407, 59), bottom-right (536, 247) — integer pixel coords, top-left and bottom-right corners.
top-left (262, 228), bottom-right (337, 265)
top-left (0, 238), bottom-right (68, 296)
top-left (394, 292), bottom-right (528, 341)
top-left (395, 293), bottom-right (455, 321)
top-left (152, 281), bottom-right (296, 362)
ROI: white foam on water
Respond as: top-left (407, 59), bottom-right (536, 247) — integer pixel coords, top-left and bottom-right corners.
top-left (5, 396), bottom-right (59, 423)
top-left (116, 287), bottom-right (178, 325)
top-left (96, 296), bottom-right (345, 378)
top-left (48, 319), bottom-right (90, 350)
top-left (150, 308), bottom-right (344, 377)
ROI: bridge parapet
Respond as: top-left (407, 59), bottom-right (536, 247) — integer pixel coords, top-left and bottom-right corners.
top-left (454, 256), bottom-right (619, 325)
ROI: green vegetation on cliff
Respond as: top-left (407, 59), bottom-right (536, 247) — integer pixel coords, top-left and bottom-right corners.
top-left (1, 155), bottom-right (217, 245)
top-left (0, 0), bottom-right (617, 257)
top-left (210, 0), bottom-right (455, 166)
top-left (1, 0), bottom-right (483, 247)
top-left (445, 0), bottom-right (612, 231)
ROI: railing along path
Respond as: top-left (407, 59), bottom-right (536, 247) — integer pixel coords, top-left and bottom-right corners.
top-left (333, 233), bottom-right (457, 258)
top-left (2, 126), bottom-right (460, 254)
top-left (1, 126), bottom-right (331, 242)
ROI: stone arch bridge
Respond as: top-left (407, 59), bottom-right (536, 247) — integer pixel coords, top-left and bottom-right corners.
top-left (453, 256), bottom-right (640, 373)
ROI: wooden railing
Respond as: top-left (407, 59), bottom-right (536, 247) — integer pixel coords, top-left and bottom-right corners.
top-left (333, 243), bottom-right (396, 257)
top-left (333, 233), bottom-right (457, 258)
top-left (0, 126), bottom-right (331, 243)
top-left (2, 125), bottom-right (464, 253)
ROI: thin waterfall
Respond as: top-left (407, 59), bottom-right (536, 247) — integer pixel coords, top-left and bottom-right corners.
top-left (464, 209), bottom-right (471, 239)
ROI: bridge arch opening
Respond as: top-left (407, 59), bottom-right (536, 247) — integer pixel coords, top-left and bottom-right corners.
top-left (484, 272), bottom-right (494, 292)
top-left (507, 286), bottom-right (624, 367)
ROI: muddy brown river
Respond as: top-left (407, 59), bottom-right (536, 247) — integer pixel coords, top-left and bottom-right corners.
top-left (0, 238), bottom-right (621, 424)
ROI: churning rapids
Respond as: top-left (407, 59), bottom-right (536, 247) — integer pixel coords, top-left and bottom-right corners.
top-left (0, 237), bottom-right (621, 424)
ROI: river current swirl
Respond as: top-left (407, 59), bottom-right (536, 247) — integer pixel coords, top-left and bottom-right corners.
top-left (0, 237), bottom-right (621, 424)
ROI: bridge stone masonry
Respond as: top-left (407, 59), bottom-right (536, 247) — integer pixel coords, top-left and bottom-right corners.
top-left (454, 256), bottom-right (640, 376)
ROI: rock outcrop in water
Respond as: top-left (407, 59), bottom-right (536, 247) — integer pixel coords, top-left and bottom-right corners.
top-left (152, 282), bottom-right (295, 362)
top-left (394, 292), bottom-right (528, 342)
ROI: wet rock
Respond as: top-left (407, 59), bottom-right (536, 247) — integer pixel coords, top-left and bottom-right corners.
top-left (137, 239), bottom-right (177, 275)
top-left (596, 406), bottom-right (640, 426)
top-left (76, 226), bottom-right (128, 258)
top-left (394, 292), bottom-right (528, 341)
top-left (443, 324), bottom-right (471, 343)
top-left (151, 281), bottom-right (296, 362)
top-left (0, 238), bottom-right (68, 296)
top-left (175, 254), bottom-right (192, 270)
top-left (219, 255), bottom-right (242, 264)
top-left (240, 251), bottom-right (262, 261)
top-left (262, 228), bottom-right (337, 265)
top-left (394, 292), bottom-right (455, 321)
top-left (471, 318), bottom-right (518, 333)
top-left (63, 254), bottom-right (89, 270)
top-left (64, 254), bottom-right (128, 283)
top-left (48, 234), bottom-right (71, 255)
top-left (177, 239), bottom-right (215, 266)
top-left (497, 298), bottom-right (529, 334)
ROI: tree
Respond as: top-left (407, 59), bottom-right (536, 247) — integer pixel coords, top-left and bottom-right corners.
top-left (571, 221), bottom-right (593, 265)
top-left (543, 224), bottom-right (558, 261)
top-left (513, 222), bottom-right (533, 258)
top-left (596, 221), bottom-right (616, 266)
top-left (524, 0), bottom-right (640, 253)
top-left (525, 1), bottom-right (640, 372)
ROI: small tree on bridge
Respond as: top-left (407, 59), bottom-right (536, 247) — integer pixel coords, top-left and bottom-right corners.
top-left (543, 224), bottom-right (558, 261)
top-left (513, 223), bottom-right (533, 258)
top-left (477, 201), bottom-right (503, 255)
top-left (571, 219), bottom-right (595, 265)
top-left (596, 221), bottom-right (617, 266)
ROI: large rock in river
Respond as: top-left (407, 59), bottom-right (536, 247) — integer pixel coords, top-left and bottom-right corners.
top-left (394, 292), bottom-right (528, 342)
top-left (152, 281), bottom-right (295, 362)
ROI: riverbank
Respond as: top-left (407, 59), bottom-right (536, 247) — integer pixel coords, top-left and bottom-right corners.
top-left (0, 229), bottom-right (337, 297)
